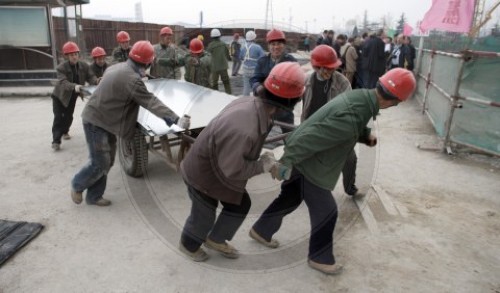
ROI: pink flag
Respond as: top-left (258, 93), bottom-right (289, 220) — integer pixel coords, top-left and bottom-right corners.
top-left (419, 0), bottom-right (475, 33)
top-left (403, 23), bottom-right (414, 36)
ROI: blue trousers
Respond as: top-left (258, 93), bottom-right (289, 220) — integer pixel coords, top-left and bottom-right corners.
top-left (72, 122), bottom-right (117, 204)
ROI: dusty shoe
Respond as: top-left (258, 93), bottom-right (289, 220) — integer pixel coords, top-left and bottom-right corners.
top-left (71, 189), bottom-right (83, 204)
top-left (204, 238), bottom-right (239, 259)
top-left (51, 143), bottom-right (60, 151)
top-left (307, 259), bottom-right (344, 275)
top-left (62, 133), bottom-right (71, 140)
top-left (249, 228), bottom-right (279, 248)
top-left (90, 198), bottom-right (111, 206)
top-left (179, 242), bottom-right (209, 262)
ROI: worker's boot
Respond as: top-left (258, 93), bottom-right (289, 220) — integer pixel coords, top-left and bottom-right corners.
top-left (307, 259), bottom-right (343, 275)
top-left (249, 228), bottom-right (279, 248)
top-left (204, 237), bottom-right (239, 259)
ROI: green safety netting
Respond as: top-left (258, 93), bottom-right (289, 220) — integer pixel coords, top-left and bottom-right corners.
top-left (415, 48), bottom-right (500, 155)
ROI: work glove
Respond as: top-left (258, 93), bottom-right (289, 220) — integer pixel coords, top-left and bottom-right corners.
top-left (74, 84), bottom-right (82, 93)
top-left (270, 162), bottom-right (292, 181)
top-left (177, 115), bottom-right (191, 130)
top-left (258, 151), bottom-right (277, 172)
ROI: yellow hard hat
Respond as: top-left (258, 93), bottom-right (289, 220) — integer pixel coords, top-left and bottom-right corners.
top-left (197, 34), bottom-right (204, 41)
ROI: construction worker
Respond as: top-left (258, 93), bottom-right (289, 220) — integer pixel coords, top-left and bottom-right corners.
top-left (207, 28), bottom-right (232, 94)
top-left (250, 29), bottom-right (297, 132)
top-left (250, 68), bottom-right (416, 275)
top-left (179, 62), bottom-right (305, 262)
top-left (184, 38), bottom-right (211, 88)
top-left (230, 33), bottom-right (242, 76)
top-left (70, 41), bottom-right (190, 207)
top-left (90, 46), bottom-right (108, 79)
top-left (239, 30), bottom-right (265, 96)
top-left (301, 45), bottom-right (360, 197)
top-left (150, 26), bottom-right (185, 80)
top-left (50, 41), bottom-right (97, 151)
top-left (112, 31), bottom-right (131, 63)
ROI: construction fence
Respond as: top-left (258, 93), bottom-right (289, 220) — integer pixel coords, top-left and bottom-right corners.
top-left (414, 38), bottom-right (500, 156)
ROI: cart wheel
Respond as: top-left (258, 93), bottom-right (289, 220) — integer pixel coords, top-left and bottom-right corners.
top-left (118, 128), bottom-right (148, 177)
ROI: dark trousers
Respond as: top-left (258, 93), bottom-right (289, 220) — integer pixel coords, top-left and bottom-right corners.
top-left (181, 183), bottom-right (251, 252)
top-left (273, 110), bottom-right (294, 134)
top-left (342, 150), bottom-right (358, 195)
top-left (211, 69), bottom-right (232, 94)
top-left (366, 70), bottom-right (384, 89)
top-left (252, 169), bottom-right (338, 264)
top-left (51, 95), bottom-right (77, 144)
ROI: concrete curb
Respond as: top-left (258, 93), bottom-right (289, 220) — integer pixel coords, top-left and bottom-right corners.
top-left (0, 87), bottom-right (53, 98)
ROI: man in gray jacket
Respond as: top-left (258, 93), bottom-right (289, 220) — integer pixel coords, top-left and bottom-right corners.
top-left (70, 41), bottom-right (189, 207)
top-left (50, 41), bottom-right (97, 151)
top-left (179, 62), bottom-right (305, 262)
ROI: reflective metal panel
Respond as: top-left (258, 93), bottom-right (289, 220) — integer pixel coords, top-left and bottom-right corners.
top-left (84, 79), bottom-right (237, 136)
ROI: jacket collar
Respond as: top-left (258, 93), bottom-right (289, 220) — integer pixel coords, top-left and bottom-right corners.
top-left (253, 97), bottom-right (273, 134)
top-left (367, 90), bottom-right (380, 121)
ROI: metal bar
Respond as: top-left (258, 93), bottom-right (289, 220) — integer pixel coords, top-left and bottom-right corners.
top-left (422, 49), bottom-right (462, 58)
top-left (463, 49), bottom-right (500, 58)
top-left (273, 120), bottom-right (297, 130)
top-left (264, 133), bottom-right (289, 143)
top-left (457, 96), bottom-right (500, 108)
top-left (421, 50), bottom-right (436, 114)
top-left (47, 4), bottom-right (58, 70)
top-left (443, 58), bottom-right (467, 154)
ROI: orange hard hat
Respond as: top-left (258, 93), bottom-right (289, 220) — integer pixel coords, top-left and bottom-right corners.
top-left (62, 41), bottom-right (79, 54)
top-left (128, 41), bottom-right (155, 65)
top-left (160, 26), bottom-right (173, 36)
top-left (264, 62), bottom-right (305, 98)
top-left (266, 29), bottom-right (286, 43)
top-left (91, 46), bottom-right (106, 58)
top-left (311, 45), bottom-right (341, 69)
top-left (116, 31), bottom-right (130, 43)
top-left (378, 68), bottom-right (416, 101)
top-left (189, 38), bottom-right (204, 54)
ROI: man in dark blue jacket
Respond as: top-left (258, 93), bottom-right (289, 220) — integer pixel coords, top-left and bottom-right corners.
top-left (250, 29), bottom-right (297, 130)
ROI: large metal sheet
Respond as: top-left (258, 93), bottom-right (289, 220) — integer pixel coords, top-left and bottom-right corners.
top-left (84, 79), bottom-right (237, 136)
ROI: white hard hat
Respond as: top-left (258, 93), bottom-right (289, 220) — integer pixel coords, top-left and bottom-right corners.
top-left (246, 30), bottom-right (256, 41)
top-left (210, 28), bottom-right (221, 37)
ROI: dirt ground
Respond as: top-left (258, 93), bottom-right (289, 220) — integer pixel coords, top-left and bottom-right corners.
top-left (0, 88), bottom-right (499, 292)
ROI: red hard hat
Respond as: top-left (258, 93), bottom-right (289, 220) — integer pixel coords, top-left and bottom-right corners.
top-left (189, 38), bottom-right (204, 54)
top-left (234, 33), bottom-right (240, 39)
top-left (264, 62), bottom-right (305, 98)
top-left (266, 29), bottom-right (286, 43)
top-left (116, 31), bottom-right (130, 43)
top-left (62, 41), bottom-right (79, 54)
top-left (378, 68), bottom-right (416, 101)
top-left (128, 41), bottom-right (155, 65)
top-left (311, 45), bottom-right (342, 69)
top-left (91, 46), bottom-right (106, 58)
top-left (160, 26), bottom-right (173, 36)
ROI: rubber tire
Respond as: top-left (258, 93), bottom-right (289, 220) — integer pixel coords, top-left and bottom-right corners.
top-left (118, 128), bottom-right (148, 177)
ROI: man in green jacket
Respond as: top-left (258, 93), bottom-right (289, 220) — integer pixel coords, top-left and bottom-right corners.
top-left (150, 26), bottom-right (186, 80)
top-left (206, 28), bottom-right (232, 94)
top-left (184, 38), bottom-right (211, 88)
top-left (250, 68), bottom-right (416, 275)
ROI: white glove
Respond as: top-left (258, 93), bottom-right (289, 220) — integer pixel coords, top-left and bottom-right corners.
top-left (177, 115), bottom-right (191, 130)
top-left (259, 151), bottom-right (277, 172)
top-left (74, 85), bottom-right (82, 93)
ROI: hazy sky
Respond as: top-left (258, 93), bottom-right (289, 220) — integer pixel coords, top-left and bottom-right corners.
top-left (79, 0), bottom-right (500, 33)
